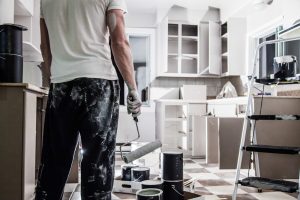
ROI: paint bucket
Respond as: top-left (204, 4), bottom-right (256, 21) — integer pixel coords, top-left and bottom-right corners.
top-left (161, 152), bottom-right (183, 181)
top-left (131, 167), bottom-right (150, 182)
top-left (0, 24), bottom-right (27, 83)
top-left (136, 188), bottom-right (163, 200)
top-left (141, 180), bottom-right (163, 190)
top-left (162, 180), bottom-right (184, 200)
top-left (121, 164), bottom-right (138, 181)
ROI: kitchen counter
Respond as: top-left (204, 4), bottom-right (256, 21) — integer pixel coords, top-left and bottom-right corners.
top-left (206, 96), bottom-right (247, 105)
top-left (155, 99), bottom-right (207, 104)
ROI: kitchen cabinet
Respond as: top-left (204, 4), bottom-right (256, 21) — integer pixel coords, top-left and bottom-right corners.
top-left (199, 21), bottom-right (222, 76)
top-left (155, 99), bottom-right (207, 157)
top-left (0, 84), bottom-right (79, 199)
top-left (15, 0), bottom-right (43, 62)
top-left (156, 17), bottom-right (202, 78)
top-left (0, 84), bottom-right (47, 200)
top-left (221, 18), bottom-right (247, 76)
top-left (207, 97), bottom-right (247, 117)
top-left (253, 96), bottom-right (300, 179)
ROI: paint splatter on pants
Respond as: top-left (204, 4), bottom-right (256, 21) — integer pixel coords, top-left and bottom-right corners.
top-left (35, 78), bottom-right (120, 200)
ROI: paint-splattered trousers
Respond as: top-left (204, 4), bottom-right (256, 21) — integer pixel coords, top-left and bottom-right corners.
top-left (35, 78), bottom-right (120, 200)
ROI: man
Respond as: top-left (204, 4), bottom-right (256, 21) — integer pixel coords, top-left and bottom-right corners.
top-left (35, 0), bottom-right (141, 199)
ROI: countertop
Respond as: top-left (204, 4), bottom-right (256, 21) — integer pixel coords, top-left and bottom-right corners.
top-left (206, 96), bottom-right (247, 105)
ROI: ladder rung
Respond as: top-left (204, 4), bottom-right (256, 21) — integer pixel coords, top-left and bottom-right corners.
top-left (239, 177), bottom-right (299, 193)
top-left (243, 145), bottom-right (300, 155)
top-left (248, 115), bottom-right (300, 120)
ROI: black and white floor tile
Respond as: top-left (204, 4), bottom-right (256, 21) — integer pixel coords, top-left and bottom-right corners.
top-left (64, 157), bottom-right (299, 200)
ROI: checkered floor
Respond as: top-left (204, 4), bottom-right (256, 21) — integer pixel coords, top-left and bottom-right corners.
top-left (64, 157), bottom-right (299, 200)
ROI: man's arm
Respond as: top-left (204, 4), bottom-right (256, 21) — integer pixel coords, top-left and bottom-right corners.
top-left (40, 18), bottom-right (52, 87)
top-left (107, 9), bottom-right (141, 117)
top-left (107, 9), bottom-right (136, 90)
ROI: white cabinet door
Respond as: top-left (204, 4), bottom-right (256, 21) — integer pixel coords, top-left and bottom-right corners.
top-left (156, 17), bottom-right (168, 76)
top-left (208, 21), bottom-right (221, 75)
top-left (227, 18), bottom-right (247, 76)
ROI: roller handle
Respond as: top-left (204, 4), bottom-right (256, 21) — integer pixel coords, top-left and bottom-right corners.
top-left (128, 96), bottom-right (139, 122)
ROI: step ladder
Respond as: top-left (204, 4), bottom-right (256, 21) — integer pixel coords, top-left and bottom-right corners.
top-left (232, 36), bottom-right (300, 200)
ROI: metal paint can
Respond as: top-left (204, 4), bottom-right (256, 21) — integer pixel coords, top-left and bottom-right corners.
top-left (161, 152), bottom-right (183, 181)
top-left (162, 180), bottom-right (184, 200)
top-left (131, 167), bottom-right (150, 182)
top-left (136, 188), bottom-right (163, 200)
top-left (121, 164), bottom-right (139, 181)
top-left (141, 180), bottom-right (163, 190)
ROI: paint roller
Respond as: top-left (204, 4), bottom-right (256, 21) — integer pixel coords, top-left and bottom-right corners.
top-left (120, 116), bottom-right (162, 164)
top-left (122, 140), bottom-right (162, 163)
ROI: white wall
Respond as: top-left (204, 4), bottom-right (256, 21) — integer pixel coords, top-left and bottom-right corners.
top-left (0, 0), bottom-right (14, 24)
top-left (126, 13), bottom-right (157, 28)
top-left (247, 0), bottom-right (300, 34)
top-left (246, 0), bottom-right (300, 75)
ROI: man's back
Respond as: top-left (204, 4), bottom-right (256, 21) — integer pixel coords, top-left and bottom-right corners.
top-left (41, 0), bottom-right (126, 83)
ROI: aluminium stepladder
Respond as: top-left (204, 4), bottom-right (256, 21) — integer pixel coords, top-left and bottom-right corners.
top-left (232, 36), bottom-right (300, 200)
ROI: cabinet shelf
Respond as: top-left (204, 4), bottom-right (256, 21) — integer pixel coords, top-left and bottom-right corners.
top-left (168, 35), bottom-right (178, 41)
top-left (222, 52), bottom-right (228, 57)
top-left (23, 42), bottom-right (43, 62)
top-left (168, 53), bottom-right (178, 57)
top-left (182, 54), bottom-right (198, 60)
top-left (182, 36), bottom-right (198, 41)
top-left (221, 32), bottom-right (228, 38)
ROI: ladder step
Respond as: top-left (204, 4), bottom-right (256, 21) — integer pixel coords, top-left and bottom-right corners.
top-left (239, 177), bottom-right (299, 193)
top-left (248, 115), bottom-right (300, 120)
top-left (243, 145), bottom-right (300, 155)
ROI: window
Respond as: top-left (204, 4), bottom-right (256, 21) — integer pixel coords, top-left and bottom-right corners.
top-left (258, 26), bottom-right (282, 79)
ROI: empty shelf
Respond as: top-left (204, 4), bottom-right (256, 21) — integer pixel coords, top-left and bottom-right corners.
top-left (243, 145), bottom-right (300, 155)
top-left (239, 177), bottom-right (299, 193)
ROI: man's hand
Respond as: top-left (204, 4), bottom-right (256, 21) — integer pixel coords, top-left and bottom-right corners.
top-left (127, 89), bottom-right (142, 117)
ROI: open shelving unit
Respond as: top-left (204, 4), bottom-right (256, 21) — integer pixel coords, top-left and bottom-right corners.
top-left (166, 22), bottom-right (199, 76)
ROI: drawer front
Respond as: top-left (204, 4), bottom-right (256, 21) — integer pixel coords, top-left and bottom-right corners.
top-left (188, 104), bottom-right (206, 115)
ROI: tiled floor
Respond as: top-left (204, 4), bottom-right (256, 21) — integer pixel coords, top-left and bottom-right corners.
top-left (64, 157), bottom-right (299, 200)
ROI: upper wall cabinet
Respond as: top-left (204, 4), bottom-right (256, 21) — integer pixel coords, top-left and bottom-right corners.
top-left (15, 0), bottom-right (34, 16)
top-left (15, 0), bottom-right (43, 62)
top-left (221, 18), bottom-right (247, 76)
top-left (156, 17), bottom-right (200, 78)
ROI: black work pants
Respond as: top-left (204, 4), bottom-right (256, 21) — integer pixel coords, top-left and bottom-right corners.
top-left (35, 78), bottom-right (120, 200)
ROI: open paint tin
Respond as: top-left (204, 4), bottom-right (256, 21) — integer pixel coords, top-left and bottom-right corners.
top-left (141, 180), bottom-right (163, 190)
top-left (121, 164), bottom-right (138, 181)
top-left (131, 167), bottom-right (150, 182)
top-left (136, 188), bottom-right (163, 200)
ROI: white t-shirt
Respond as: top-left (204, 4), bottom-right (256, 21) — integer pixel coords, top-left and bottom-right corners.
top-left (40, 0), bottom-right (127, 83)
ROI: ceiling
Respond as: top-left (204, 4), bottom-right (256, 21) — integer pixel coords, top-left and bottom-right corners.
top-left (126, 0), bottom-right (228, 13)
top-left (125, 0), bottom-right (254, 27)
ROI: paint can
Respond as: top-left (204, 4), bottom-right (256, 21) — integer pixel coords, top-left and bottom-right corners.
top-left (136, 188), bottom-right (163, 200)
top-left (131, 167), bottom-right (150, 182)
top-left (141, 180), bottom-right (163, 190)
top-left (162, 180), bottom-right (184, 200)
top-left (121, 164), bottom-right (138, 181)
top-left (161, 152), bottom-right (183, 181)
